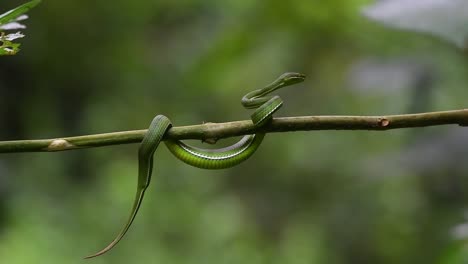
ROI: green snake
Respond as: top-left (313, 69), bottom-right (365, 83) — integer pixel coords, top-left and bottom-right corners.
top-left (85, 72), bottom-right (306, 258)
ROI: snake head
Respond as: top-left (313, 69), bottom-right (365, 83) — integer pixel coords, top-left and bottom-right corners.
top-left (276, 72), bottom-right (306, 88)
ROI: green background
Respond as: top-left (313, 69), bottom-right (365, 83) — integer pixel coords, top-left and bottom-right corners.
top-left (0, 0), bottom-right (467, 263)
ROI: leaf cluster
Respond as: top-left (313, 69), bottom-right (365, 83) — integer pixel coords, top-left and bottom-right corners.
top-left (0, 0), bottom-right (40, 55)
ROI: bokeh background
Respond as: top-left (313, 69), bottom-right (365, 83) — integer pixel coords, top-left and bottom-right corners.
top-left (0, 0), bottom-right (467, 263)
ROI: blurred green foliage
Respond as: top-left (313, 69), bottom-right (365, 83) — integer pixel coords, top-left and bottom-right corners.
top-left (0, 0), bottom-right (467, 263)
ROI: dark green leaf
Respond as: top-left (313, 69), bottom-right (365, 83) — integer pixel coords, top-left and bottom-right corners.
top-left (0, 39), bottom-right (21, 55)
top-left (0, 0), bottom-right (41, 25)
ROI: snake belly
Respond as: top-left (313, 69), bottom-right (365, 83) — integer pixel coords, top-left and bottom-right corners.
top-left (163, 133), bottom-right (265, 169)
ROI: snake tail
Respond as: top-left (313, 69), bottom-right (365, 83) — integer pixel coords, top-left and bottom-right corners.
top-left (84, 115), bottom-right (172, 259)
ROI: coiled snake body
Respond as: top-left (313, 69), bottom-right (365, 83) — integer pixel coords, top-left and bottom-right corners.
top-left (85, 72), bottom-right (305, 258)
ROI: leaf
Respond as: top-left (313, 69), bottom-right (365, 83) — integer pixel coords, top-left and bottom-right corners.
top-left (362, 0), bottom-right (468, 48)
top-left (0, 0), bottom-right (41, 25)
top-left (0, 32), bottom-right (25, 56)
top-left (0, 0), bottom-right (41, 56)
top-left (0, 39), bottom-right (21, 56)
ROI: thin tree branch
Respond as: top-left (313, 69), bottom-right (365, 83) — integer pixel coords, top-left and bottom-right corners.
top-left (1, 109), bottom-right (468, 153)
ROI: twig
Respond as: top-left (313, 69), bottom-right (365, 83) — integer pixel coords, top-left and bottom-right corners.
top-left (1, 109), bottom-right (468, 153)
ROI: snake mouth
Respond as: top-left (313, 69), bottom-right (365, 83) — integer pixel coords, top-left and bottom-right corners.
top-left (286, 73), bottom-right (306, 82)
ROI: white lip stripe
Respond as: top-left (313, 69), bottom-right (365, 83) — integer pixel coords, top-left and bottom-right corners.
top-left (179, 135), bottom-right (256, 160)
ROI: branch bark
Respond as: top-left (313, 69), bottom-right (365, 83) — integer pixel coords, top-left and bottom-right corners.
top-left (1, 109), bottom-right (468, 153)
